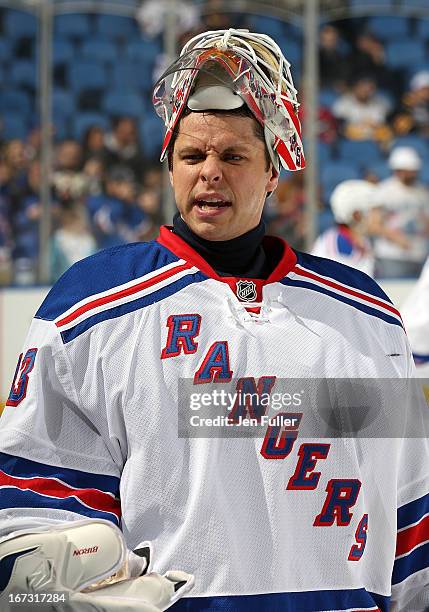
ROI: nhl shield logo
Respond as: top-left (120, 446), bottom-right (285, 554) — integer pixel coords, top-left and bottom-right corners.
top-left (236, 280), bottom-right (257, 302)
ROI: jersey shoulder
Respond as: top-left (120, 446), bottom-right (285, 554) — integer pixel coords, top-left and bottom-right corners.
top-left (286, 250), bottom-right (403, 329)
top-left (294, 250), bottom-right (388, 299)
top-left (36, 240), bottom-right (180, 321)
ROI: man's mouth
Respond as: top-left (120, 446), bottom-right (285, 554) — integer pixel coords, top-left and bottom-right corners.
top-left (194, 196), bottom-right (232, 211)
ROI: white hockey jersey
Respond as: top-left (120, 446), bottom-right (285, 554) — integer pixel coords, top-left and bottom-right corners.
top-left (1, 227), bottom-right (428, 612)
top-left (401, 255), bottom-right (429, 378)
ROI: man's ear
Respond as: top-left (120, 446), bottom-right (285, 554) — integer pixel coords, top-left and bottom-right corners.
top-left (169, 169), bottom-right (174, 187)
top-left (266, 165), bottom-right (279, 195)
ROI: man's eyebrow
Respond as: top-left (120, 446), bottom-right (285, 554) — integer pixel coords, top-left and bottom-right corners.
top-left (177, 144), bottom-right (252, 154)
top-left (177, 146), bottom-right (203, 155)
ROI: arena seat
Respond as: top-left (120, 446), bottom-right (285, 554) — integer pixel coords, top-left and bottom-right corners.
top-left (103, 91), bottom-right (146, 118)
top-left (4, 10), bottom-right (37, 39)
top-left (68, 60), bottom-right (108, 92)
top-left (337, 139), bottom-right (383, 166)
top-left (366, 15), bottom-right (411, 40)
top-left (385, 40), bottom-right (426, 68)
top-left (95, 14), bottom-right (137, 40)
top-left (1, 113), bottom-right (28, 140)
top-left (81, 40), bottom-right (117, 63)
top-left (72, 112), bottom-right (110, 140)
top-left (0, 90), bottom-right (31, 115)
top-left (54, 14), bottom-right (91, 38)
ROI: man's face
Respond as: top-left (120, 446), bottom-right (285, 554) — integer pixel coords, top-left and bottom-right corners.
top-left (116, 119), bottom-right (137, 146)
top-left (353, 79), bottom-right (375, 102)
top-left (396, 169), bottom-right (419, 186)
top-left (169, 113), bottom-right (278, 241)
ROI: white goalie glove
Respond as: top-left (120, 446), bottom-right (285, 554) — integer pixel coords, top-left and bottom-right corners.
top-left (0, 520), bottom-right (194, 611)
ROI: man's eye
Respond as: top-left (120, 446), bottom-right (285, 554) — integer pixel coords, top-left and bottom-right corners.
top-left (225, 154), bottom-right (243, 162)
top-left (183, 154), bottom-right (203, 162)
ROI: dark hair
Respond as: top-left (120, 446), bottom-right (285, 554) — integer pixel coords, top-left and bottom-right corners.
top-left (167, 106), bottom-right (272, 171)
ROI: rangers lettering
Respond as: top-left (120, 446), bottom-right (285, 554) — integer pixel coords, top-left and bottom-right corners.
top-left (314, 479), bottom-right (361, 527)
top-left (260, 412), bottom-right (302, 459)
top-left (348, 513), bottom-right (368, 561)
top-left (194, 341), bottom-right (233, 384)
top-left (161, 314), bottom-right (201, 359)
top-left (287, 443), bottom-right (331, 490)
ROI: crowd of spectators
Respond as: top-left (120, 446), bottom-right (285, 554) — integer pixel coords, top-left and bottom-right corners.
top-left (0, 116), bottom-right (163, 284)
top-left (1, 9), bottom-right (429, 283)
top-left (266, 20), bottom-right (429, 278)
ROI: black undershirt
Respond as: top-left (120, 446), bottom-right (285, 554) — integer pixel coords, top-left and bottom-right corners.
top-left (172, 212), bottom-right (278, 279)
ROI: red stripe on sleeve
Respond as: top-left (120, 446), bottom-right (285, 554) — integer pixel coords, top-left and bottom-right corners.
top-left (396, 514), bottom-right (429, 557)
top-left (293, 266), bottom-right (401, 319)
top-left (56, 261), bottom-right (194, 328)
top-left (0, 471), bottom-right (121, 519)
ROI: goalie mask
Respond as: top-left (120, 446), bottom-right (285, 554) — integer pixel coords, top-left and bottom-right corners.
top-left (152, 28), bottom-right (305, 172)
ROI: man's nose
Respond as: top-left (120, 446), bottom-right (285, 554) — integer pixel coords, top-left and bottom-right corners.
top-left (200, 156), bottom-right (222, 183)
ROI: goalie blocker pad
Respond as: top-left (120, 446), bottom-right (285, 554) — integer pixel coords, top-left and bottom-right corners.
top-left (0, 519), bottom-right (194, 610)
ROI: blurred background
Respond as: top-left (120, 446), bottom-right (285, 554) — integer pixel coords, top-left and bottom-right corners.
top-left (1, 0), bottom-right (429, 286)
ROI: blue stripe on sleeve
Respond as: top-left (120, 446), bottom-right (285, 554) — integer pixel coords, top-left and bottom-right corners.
top-left (397, 493), bottom-right (429, 530)
top-left (281, 277), bottom-right (402, 328)
top-left (36, 241), bottom-right (180, 321)
top-left (0, 452), bottom-right (120, 496)
top-left (60, 270), bottom-right (207, 343)
top-left (0, 488), bottom-right (119, 525)
top-left (392, 541), bottom-right (429, 585)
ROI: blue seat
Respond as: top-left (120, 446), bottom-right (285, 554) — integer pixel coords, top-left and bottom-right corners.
top-left (319, 88), bottom-right (339, 108)
top-left (349, 0), bottom-right (392, 8)
top-left (140, 112), bottom-right (163, 159)
top-left (68, 61), bottom-right (108, 92)
top-left (111, 61), bottom-right (153, 91)
top-left (404, 0), bottom-right (429, 7)
top-left (416, 19), bottom-right (429, 40)
top-left (385, 40), bottom-right (426, 68)
top-left (52, 40), bottom-right (75, 65)
top-left (0, 90), bottom-right (31, 115)
top-left (4, 10), bottom-right (37, 38)
top-left (1, 113), bottom-right (28, 140)
top-left (367, 16), bottom-right (411, 40)
top-left (9, 60), bottom-right (37, 88)
top-left (318, 208), bottom-right (335, 234)
top-left (54, 14), bottom-right (91, 38)
top-left (0, 39), bottom-right (12, 62)
top-left (246, 16), bottom-right (285, 39)
top-left (337, 139), bottom-right (383, 165)
top-left (370, 161), bottom-right (390, 181)
top-left (52, 89), bottom-right (76, 119)
top-left (103, 91), bottom-right (145, 118)
top-left (317, 141), bottom-right (335, 163)
top-left (95, 14), bottom-right (137, 39)
top-left (284, 23), bottom-right (302, 43)
top-left (53, 116), bottom-right (69, 141)
top-left (321, 161), bottom-right (360, 184)
top-left (125, 40), bottom-right (161, 66)
top-left (73, 113), bottom-right (110, 140)
top-left (276, 37), bottom-right (301, 69)
top-left (419, 163), bottom-right (429, 186)
top-left (321, 161), bottom-right (360, 203)
top-left (81, 40), bottom-right (117, 63)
